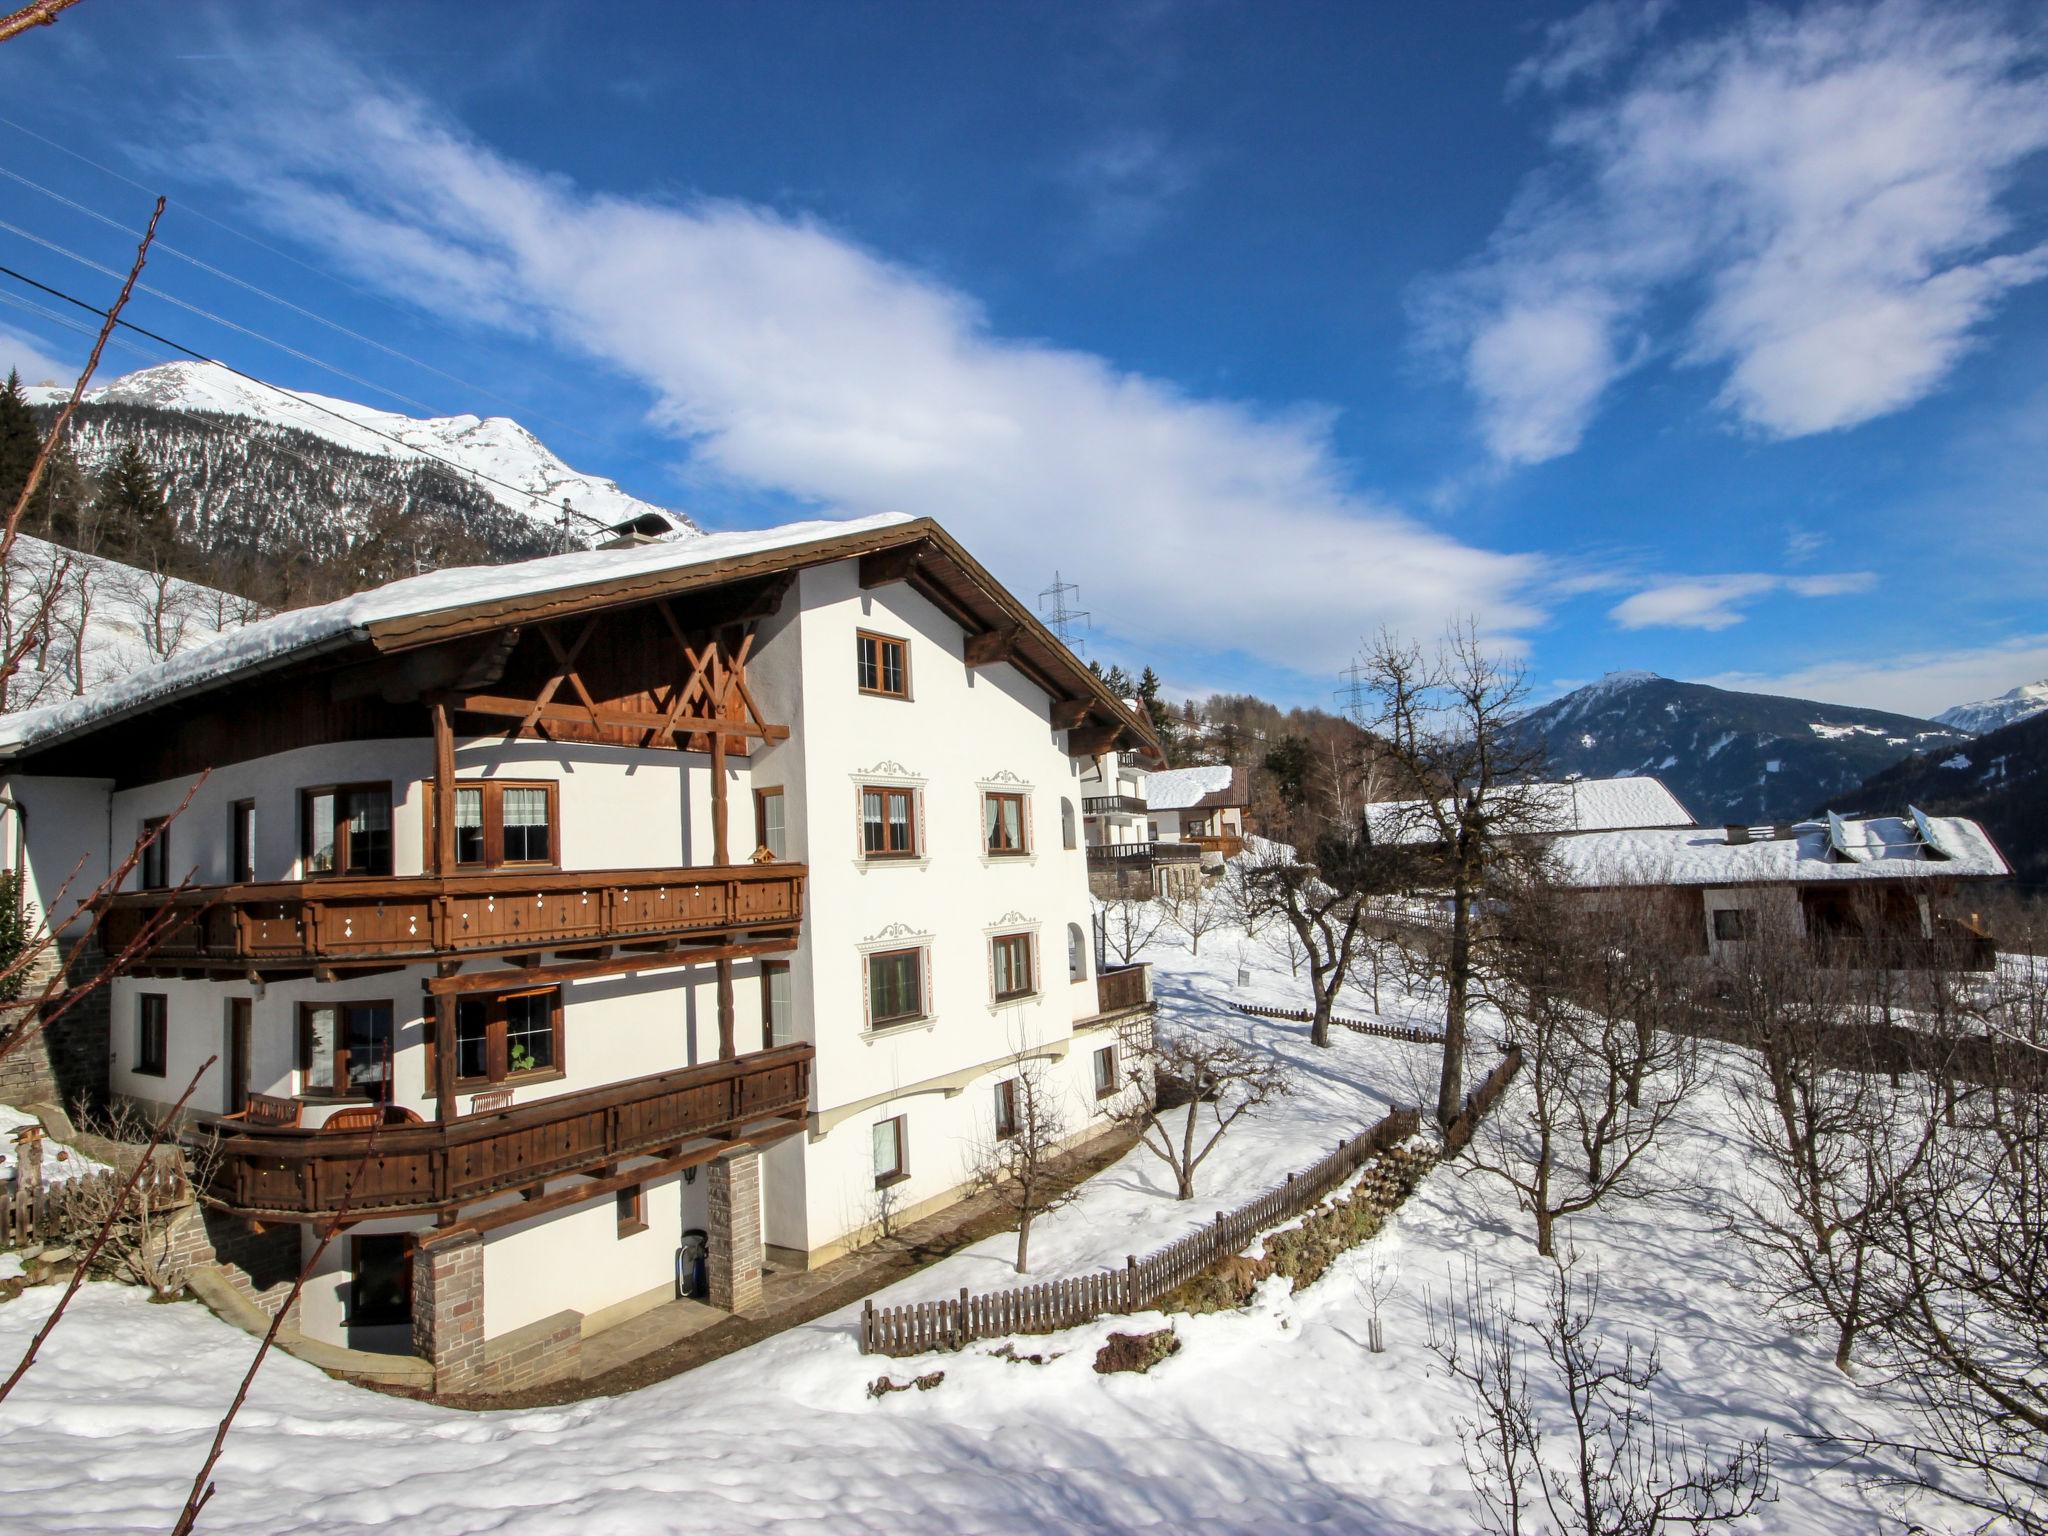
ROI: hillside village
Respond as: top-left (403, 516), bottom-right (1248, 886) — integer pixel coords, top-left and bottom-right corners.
top-left (2, 5), bottom-right (2047, 1536)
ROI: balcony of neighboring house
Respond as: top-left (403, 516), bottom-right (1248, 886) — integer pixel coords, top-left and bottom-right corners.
top-left (203, 1043), bottom-right (815, 1224)
top-left (1074, 961), bottom-right (1154, 1030)
top-left (1082, 793), bottom-right (1149, 820)
top-left (1083, 840), bottom-right (1202, 870)
top-left (1188, 833), bottom-right (1246, 859)
top-left (99, 863), bottom-right (807, 976)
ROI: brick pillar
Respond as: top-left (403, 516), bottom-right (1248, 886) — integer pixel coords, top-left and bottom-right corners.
top-left (706, 1150), bottom-right (762, 1313)
top-left (412, 1233), bottom-right (484, 1393)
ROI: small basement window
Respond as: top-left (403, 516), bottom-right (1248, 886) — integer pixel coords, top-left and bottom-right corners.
top-left (1713, 908), bottom-right (1751, 942)
top-left (872, 1115), bottom-right (908, 1187)
top-left (616, 1184), bottom-right (647, 1238)
top-left (1093, 1045), bottom-right (1118, 1101)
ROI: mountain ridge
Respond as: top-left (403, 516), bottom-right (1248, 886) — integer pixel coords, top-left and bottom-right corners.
top-left (1933, 679), bottom-right (2048, 736)
top-left (1515, 671), bottom-right (1965, 825)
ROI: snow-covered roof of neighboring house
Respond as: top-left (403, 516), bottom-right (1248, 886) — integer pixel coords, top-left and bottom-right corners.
top-left (1146, 764), bottom-right (1246, 812)
top-left (0, 512), bottom-right (1163, 763)
top-left (1367, 776), bottom-right (1695, 843)
top-left (1546, 811), bottom-right (2011, 889)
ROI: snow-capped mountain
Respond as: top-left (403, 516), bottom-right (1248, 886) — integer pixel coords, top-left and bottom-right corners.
top-left (1933, 679), bottom-right (2048, 736)
top-left (1515, 671), bottom-right (1965, 825)
top-left (26, 361), bottom-right (695, 558)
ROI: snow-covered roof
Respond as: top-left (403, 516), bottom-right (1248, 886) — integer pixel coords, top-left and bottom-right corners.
top-left (1547, 812), bottom-right (2011, 889)
top-left (1367, 776), bottom-right (1695, 843)
top-left (1146, 764), bottom-right (1243, 811)
top-left (0, 514), bottom-right (914, 757)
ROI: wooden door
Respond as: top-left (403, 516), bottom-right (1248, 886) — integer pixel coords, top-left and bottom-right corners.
top-left (226, 999), bottom-right (251, 1115)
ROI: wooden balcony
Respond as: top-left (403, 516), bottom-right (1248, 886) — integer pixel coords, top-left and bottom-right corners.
top-left (1076, 962), bottom-right (1153, 1029)
top-left (1085, 840), bottom-right (1202, 867)
top-left (102, 863), bottom-right (806, 975)
top-left (1083, 794), bottom-right (1147, 817)
top-left (1189, 833), bottom-right (1245, 859)
top-left (206, 1044), bottom-right (814, 1223)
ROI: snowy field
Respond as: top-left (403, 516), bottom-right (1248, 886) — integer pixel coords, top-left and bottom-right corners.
top-left (0, 919), bottom-right (1957, 1535)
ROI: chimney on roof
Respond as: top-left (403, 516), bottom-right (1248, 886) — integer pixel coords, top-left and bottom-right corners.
top-left (599, 511), bottom-right (676, 549)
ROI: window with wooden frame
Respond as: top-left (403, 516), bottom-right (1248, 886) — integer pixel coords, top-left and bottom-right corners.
top-left (993, 1078), bottom-right (1018, 1140)
top-left (866, 948), bottom-right (925, 1029)
top-left (299, 1000), bottom-right (395, 1101)
top-left (859, 785), bottom-right (917, 859)
top-left (431, 780), bottom-right (558, 870)
top-left (229, 800), bottom-right (255, 884)
top-left (136, 993), bottom-right (167, 1077)
top-left (990, 931), bottom-right (1036, 1003)
top-left (616, 1184), bottom-right (647, 1238)
top-left (872, 1114), bottom-right (907, 1187)
top-left (761, 961), bottom-right (792, 1050)
top-left (1093, 1045), bottom-right (1118, 1100)
top-left (855, 629), bottom-right (909, 698)
top-left (139, 817), bottom-right (170, 891)
top-left (982, 791), bottom-right (1029, 857)
top-left (442, 987), bottom-right (563, 1086)
top-left (754, 786), bottom-right (786, 860)
top-left (349, 1233), bottom-right (413, 1328)
top-left (301, 784), bottom-right (393, 877)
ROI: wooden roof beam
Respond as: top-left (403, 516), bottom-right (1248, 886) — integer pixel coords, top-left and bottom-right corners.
top-left (423, 934), bottom-right (798, 996)
top-left (1049, 698), bottom-right (1092, 731)
top-left (963, 626), bottom-right (1022, 668)
top-left (858, 541), bottom-right (932, 590)
top-left (1065, 722), bottom-right (1127, 757)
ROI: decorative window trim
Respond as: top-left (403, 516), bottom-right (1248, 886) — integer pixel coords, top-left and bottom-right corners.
top-left (983, 915), bottom-right (1041, 1011)
top-left (862, 940), bottom-right (932, 1035)
top-left (977, 778), bottom-right (1036, 865)
top-left (851, 769), bottom-right (928, 869)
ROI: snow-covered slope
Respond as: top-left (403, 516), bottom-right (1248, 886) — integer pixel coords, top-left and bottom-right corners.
top-left (0, 533), bottom-right (258, 715)
top-left (1934, 679), bottom-right (2048, 735)
top-left (31, 361), bottom-right (690, 539)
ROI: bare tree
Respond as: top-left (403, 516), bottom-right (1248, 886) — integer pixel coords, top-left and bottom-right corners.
top-left (111, 563), bottom-right (203, 662)
top-left (60, 1097), bottom-right (224, 1297)
top-left (1099, 895), bottom-right (1168, 967)
top-left (1470, 876), bottom-right (1700, 1257)
top-left (1357, 622), bottom-right (1548, 1127)
top-left (1432, 1255), bottom-right (1774, 1536)
top-left (968, 1057), bottom-right (1082, 1274)
top-left (1236, 836), bottom-right (1374, 1048)
top-left (1165, 879), bottom-right (1227, 958)
top-left (1119, 1029), bottom-right (1288, 1199)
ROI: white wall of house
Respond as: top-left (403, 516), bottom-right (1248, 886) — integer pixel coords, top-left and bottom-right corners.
top-left (0, 771), bottom-right (117, 939)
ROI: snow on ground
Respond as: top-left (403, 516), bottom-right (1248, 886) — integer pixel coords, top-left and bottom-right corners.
top-left (0, 917), bottom-right (1954, 1534)
top-left (0, 1103), bottom-right (107, 1190)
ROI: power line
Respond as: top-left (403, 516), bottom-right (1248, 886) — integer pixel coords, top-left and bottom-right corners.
top-left (1335, 660), bottom-right (1369, 722)
top-left (1037, 571), bottom-right (1090, 651)
top-left (0, 159), bottom-right (666, 470)
top-left (0, 260), bottom-right (617, 533)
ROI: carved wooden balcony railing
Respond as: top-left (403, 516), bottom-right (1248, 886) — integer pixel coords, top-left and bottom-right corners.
top-left (1189, 833), bottom-right (1245, 859)
top-left (101, 863), bottom-right (807, 972)
top-left (1094, 962), bottom-right (1152, 1016)
top-left (206, 1044), bottom-right (814, 1222)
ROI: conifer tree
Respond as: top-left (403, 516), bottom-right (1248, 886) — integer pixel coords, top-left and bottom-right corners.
top-left (90, 440), bottom-right (176, 565)
top-left (0, 371), bottom-right (90, 543)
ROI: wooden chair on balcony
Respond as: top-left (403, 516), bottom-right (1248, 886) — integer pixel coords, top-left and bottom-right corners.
top-left (239, 1093), bottom-right (302, 1129)
top-left (319, 1104), bottom-right (425, 1132)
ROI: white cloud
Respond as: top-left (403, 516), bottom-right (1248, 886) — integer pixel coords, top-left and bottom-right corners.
top-left (176, 53), bottom-right (1544, 677)
top-left (0, 325), bottom-right (72, 388)
top-left (1064, 127), bottom-right (1200, 253)
top-left (1427, 0), bottom-right (2048, 466)
top-left (1609, 569), bottom-right (1875, 630)
top-left (1509, 0), bottom-right (1670, 98)
top-left (1704, 633), bottom-right (2048, 719)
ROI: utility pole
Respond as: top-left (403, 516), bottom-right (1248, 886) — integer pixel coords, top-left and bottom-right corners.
top-left (1038, 572), bottom-right (1089, 652)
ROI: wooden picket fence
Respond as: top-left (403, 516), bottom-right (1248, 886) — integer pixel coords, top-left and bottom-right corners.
top-left (1233, 1000), bottom-right (1446, 1047)
top-left (860, 1102), bottom-right (1423, 1356)
top-left (1442, 1045), bottom-right (1524, 1156)
top-left (1, 1165), bottom-right (188, 1249)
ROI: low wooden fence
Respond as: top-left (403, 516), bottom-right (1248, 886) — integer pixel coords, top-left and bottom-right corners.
top-left (2, 1164), bottom-right (188, 1248)
top-left (1442, 1044), bottom-right (1524, 1156)
top-left (1233, 1001), bottom-right (1446, 1047)
top-left (860, 1103), bottom-right (1423, 1356)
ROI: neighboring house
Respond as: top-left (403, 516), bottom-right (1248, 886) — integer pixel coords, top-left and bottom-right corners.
top-left (1145, 764), bottom-right (1251, 859)
top-left (1546, 808), bottom-right (2012, 968)
top-left (0, 513), bottom-right (1159, 1391)
top-left (1079, 745), bottom-right (1199, 900)
top-left (1365, 775), bottom-right (1697, 844)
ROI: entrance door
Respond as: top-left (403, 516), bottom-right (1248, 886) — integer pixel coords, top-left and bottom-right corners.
top-left (225, 999), bottom-right (251, 1115)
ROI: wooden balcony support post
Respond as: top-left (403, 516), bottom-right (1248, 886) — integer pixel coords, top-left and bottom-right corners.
top-left (716, 956), bottom-right (736, 1061)
top-left (434, 989), bottom-right (457, 1124)
top-left (431, 700), bottom-right (456, 877)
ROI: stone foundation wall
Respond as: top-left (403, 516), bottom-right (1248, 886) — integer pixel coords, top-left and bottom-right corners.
top-left (0, 942), bottom-right (109, 1113)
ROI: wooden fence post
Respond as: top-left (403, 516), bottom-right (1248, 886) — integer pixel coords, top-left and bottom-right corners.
top-left (1125, 1254), bottom-right (1138, 1313)
top-left (957, 1287), bottom-right (970, 1350)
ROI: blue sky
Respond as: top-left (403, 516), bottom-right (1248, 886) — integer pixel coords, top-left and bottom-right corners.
top-left (1, 0), bottom-right (2044, 717)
